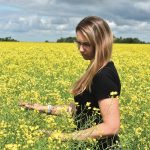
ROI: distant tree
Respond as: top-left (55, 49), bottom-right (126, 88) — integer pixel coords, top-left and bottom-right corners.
top-left (57, 37), bottom-right (76, 43)
top-left (114, 37), bottom-right (145, 44)
top-left (57, 37), bottom-right (64, 42)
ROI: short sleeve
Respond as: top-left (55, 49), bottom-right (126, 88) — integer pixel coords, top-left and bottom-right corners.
top-left (92, 68), bottom-right (121, 101)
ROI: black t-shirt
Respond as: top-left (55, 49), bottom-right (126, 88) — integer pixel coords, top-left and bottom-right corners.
top-left (74, 61), bottom-right (121, 149)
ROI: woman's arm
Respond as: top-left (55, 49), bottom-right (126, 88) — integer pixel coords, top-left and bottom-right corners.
top-left (69, 97), bottom-right (120, 140)
top-left (19, 102), bottom-right (76, 116)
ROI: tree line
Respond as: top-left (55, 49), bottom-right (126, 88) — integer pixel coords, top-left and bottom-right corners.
top-left (0, 36), bottom-right (148, 43)
top-left (0, 37), bottom-right (19, 42)
top-left (56, 36), bottom-right (147, 44)
top-left (114, 37), bottom-right (146, 43)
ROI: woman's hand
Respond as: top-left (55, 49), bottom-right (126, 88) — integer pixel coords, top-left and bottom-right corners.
top-left (19, 102), bottom-right (47, 113)
top-left (40, 130), bottom-right (72, 142)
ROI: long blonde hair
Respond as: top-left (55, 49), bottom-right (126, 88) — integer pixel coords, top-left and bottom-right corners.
top-left (71, 16), bottom-right (113, 96)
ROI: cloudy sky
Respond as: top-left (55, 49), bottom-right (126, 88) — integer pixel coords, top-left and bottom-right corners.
top-left (0, 0), bottom-right (150, 42)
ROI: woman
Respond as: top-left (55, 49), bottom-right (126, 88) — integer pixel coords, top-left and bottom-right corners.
top-left (20, 16), bottom-right (122, 149)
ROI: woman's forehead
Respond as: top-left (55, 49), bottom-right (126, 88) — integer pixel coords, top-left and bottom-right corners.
top-left (76, 31), bottom-right (89, 42)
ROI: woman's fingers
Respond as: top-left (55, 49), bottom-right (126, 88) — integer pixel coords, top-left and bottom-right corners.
top-left (24, 103), bottom-right (34, 109)
top-left (18, 101), bottom-right (26, 106)
top-left (37, 130), bottom-right (70, 141)
top-left (19, 101), bottom-right (46, 113)
top-left (38, 129), bottom-right (52, 136)
top-left (19, 102), bottom-right (44, 112)
top-left (19, 101), bottom-right (35, 109)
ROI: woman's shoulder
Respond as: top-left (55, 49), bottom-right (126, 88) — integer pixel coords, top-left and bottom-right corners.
top-left (96, 61), bottom-right (116, 77)
top-left (92, 61), bottom-right (121, 100)
top-left (93, 60), bottom-right (121, 86)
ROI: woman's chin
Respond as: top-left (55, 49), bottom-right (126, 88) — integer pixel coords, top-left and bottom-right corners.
top-left (82, 55), bottom-right (93, 61)
top-left (82, 56), bottom-right (89, 60)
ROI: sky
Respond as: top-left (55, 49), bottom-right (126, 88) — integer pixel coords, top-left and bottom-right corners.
top-left (0, 0), bottom-right (150, 42)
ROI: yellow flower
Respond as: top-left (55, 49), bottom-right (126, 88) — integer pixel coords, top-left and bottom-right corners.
top-left (4, 144), bottom-right (18, 150)
top-left (86, 102), bottom-right (91, 107)
top-left (51, 130), bottom-right (62, 140)
top-left (93, 107), bottom-right (99, 111)
top-left (134, 127), bottom-right (143, 136)
top-left (110, 91), bottom-right (118, 96)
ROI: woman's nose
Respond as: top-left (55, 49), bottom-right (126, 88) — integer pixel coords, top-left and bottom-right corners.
top-left (79, 45), bottom-right (85, 52)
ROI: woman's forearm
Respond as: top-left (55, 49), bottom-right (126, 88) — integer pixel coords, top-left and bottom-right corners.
top-left (71, 123), bottom-right (119, 141)
top-left (19, 102), bottom-right (76, 116)
top-left (49, 105), bottom-right (69, 115)
top-left (45, 102), bottom-right (76, 116)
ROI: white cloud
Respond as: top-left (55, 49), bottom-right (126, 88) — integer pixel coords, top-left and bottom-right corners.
top-left (107, 20), bottom-right (117, 29)
top-left (56, 24), bottom-right (68, 30)
top-left (134, 1), bottom-right (150, 13)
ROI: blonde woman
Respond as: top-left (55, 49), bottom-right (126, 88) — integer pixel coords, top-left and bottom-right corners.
top-left (20, 16), bottom-right (122, 149)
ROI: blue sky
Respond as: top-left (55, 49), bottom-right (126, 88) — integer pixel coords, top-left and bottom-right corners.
top-left (0, 0), bottom-right (150, 42)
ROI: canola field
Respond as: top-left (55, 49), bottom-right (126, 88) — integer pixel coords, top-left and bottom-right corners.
top-left (0, 42), bottom-right (150, 150)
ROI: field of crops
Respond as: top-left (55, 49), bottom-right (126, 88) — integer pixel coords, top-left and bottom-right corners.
top-left (0, 42), bottom-right (150, 150)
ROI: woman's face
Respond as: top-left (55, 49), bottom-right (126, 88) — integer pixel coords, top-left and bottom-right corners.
top-left (76, 31), bottom-right (95, 60)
